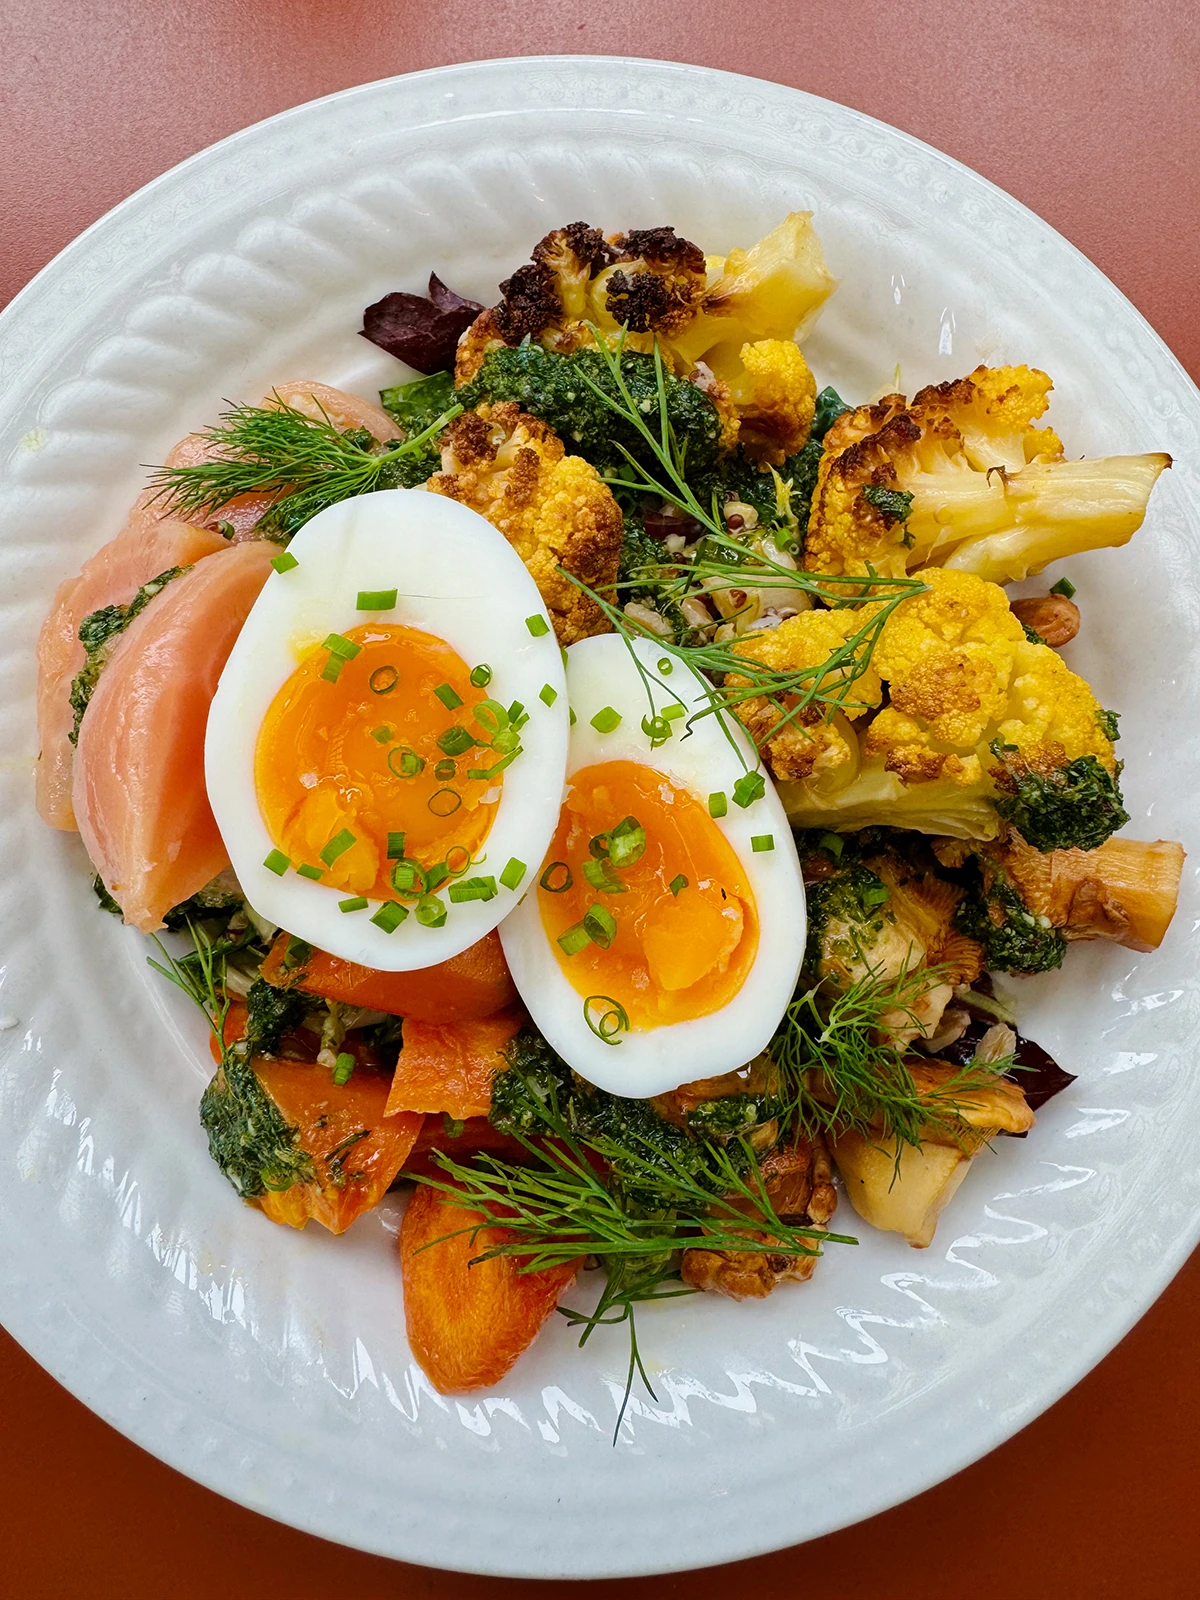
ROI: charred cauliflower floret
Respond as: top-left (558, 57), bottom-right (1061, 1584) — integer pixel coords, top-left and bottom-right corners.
top-left (426, 402), bottom-right (623, 645)
top-left (777, 569), bottom-right (1128, 849)
top-left (710, 338), bottom-right (818, 463)
top-left (727, 605), bottom-right (883, 783)
top-left (590, 226), bottom-right (708, 337)
top-left (804, 365), bottom-right (1171, 584)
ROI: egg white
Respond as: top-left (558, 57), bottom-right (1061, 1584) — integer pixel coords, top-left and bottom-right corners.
top-left (205, 489), bottom-right (569, 969)
top-left (499, 634), bottom-right (807, 1096)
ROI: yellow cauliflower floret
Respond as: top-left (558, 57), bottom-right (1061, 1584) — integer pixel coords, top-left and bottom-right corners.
top-left (713, 339), bottom-right (817, 464)
top-left (426, 402), bottom-right (623, 646)
top-left (727, 607), bottom-right (882, 782)
top-left (774, 570), bottom-right (1123, 847)
top-left (804, 367), bottom-right (1169, 584)
top-left (999, 641), bottom-right (1116, 768)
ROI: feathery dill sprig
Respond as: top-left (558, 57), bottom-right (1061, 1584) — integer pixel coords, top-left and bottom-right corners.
top-left (415, 1029), bottom-right (856, 1438)
top-left (146, 393), bottom-right (461, 537)
top-left (773, 966), bottom-right (1016, 1155)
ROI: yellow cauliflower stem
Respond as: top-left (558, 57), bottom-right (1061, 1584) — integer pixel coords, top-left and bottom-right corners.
top-left (727, 607), bottom-right (882, 782)
top-left (777, 569), bottom-right (1120, 843)
top-left (803, 366), bottom-right (1171, 584)
top-left (426, 402), bottom-right (623, 646)
top-left (709, 338), bottom-right (817, 464)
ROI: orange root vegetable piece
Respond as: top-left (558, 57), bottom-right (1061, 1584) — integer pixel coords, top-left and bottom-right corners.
top-left (73, 540), bottom-right (275, 932)
top-left (35, 515), bottom-right (230, 830)
top-left (253, 1060), bottom-right (422, 1233)
top-left (400, 1116), bottom-right (528, 1179)
top-left (385, 1011), bottom-right (523, 1120)
top-left (400, 1185), bottom-right (579, 1391)
top-left (260, 928), bottom-right (517, 1022)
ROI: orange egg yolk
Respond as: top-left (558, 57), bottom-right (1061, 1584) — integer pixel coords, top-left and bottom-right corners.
top-left (256, 624), bottom-right (504, 899)
top-left (538, 760), bottom-right (759, 1030)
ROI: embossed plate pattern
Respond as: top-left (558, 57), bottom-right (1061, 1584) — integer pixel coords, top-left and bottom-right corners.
top-left (0, 57), bottom-right (1197, 1579)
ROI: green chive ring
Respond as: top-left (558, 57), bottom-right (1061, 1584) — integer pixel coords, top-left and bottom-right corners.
top-left (584, 995), bottom-right (630, 1047)
top-left (539, 861), bottom-right (573, 893)
top-left (369, 664), bottom-right (398, 695)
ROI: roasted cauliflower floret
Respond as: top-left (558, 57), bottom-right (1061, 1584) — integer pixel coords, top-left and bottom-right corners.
top-left (709, 338), bottom-right (817, 464)
top-left (804, 367), bottom-right (1171, 584)
top-left (426, 402), bottom-right (623, 645)
top-left (727, 605), bottom-right (883, 783)
top-left (777, 570), bottom-right (1128, 849)
top-left (589, 226), bottom-right (708, 338)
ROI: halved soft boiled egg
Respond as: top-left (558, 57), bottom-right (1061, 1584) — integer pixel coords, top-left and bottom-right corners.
top-left (206, 489), bottom-right (568, 969)
top-left (500, 635), bottom-right (807, 1096)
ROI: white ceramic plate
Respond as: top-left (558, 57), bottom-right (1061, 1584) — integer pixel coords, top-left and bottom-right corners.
top-left (0, 57), bottom-right (1197, 1580)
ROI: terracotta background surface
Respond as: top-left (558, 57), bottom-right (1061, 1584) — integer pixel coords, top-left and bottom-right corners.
top-left (2, 2), bottom-right (1198, 1595)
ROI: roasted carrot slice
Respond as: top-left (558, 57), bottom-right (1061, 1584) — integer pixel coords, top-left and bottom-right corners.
top-left (400, 1116), bottom-right (528, 1179)
top-left (385, 1010), bottom-right (522, 1120)
top-left (201, 1040), bottom-right (422, 1234)
top-left (400, 1185), bottom-right (578, 1391)
top-left (260, 928), bottom-right (517, 1022)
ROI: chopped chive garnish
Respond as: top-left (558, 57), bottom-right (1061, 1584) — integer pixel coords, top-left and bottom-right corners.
top-left (437, 725), bottom-right (476, 757)
top-left (320, 828), bottom-right (356, 865)
top-left (1050, 576), bottom-right (1076, 599)
top-left (449, 875), bottom-right (498, 903)
top-left (539, 683), bottom-right (558, 707)
top-left (583, 856), bottom-right (627, 894)
top-left (388, 747), bottom-right (426, 778)
top-left (321, 655), bottom-right (344, 683)
top-left (669, 874), bottom-right (688, 895)
top-left (569, 708), bottom-right (577, 726)
top-left (332, 1052), bottom-right (356, 1084)
top-left (499, 857), bottom-right (526, 891)
top-left (469, 663), bottom-right (492, 688)
top-left (391, 859), bottom-right (427, 896)
top-left (467, 746), bottom-right (522, 781)
top-left (339, 895), bottom-right (369, 912)
top-left (371, 900), bottom-right (409, 933)
top-left (323, 633), bottom-right (361, 660)
top-left (282, 936), bottom-right (312, 970)
top-left (591, 705), bottom-right (621, 733)
top-left (584, 995), bottom-right (629, 1046)
top-left (434, 682), bottom-right (463, 710)
top-left (490, 727), bottom-right (521, 756)
top-left (507, 700), bottom-right (526, 724)
top-left (473, 700), bottom-right (509, 739)
top-left (270, 552), bottom-right (299, 574)
top-left (657, 657), bottom-right (673, 674)
top-left (370, 724), bottom-right (393, 744)
top-left (386, 832), bottom-right (406, 859)
top-left (428, 788), bottom-right (463, 817)
top-left (817, 831), bottom-right (844, 859)
top-left (525, 614), bottom-right (550, 637)
top-left (583, 903), bottom-right (617, 949)
top-left (444, 844), bottom-right (472, 877)
top-left (608, 816), bottom-right (646, 869)
top-left (415, 895), bottom-right (447, 928)
top-left (641, 714), bottom-right (671, 746)
top-left (708, 792), bottom-right (728, 818)
top-left (263, 849), bottom-right (291, 876)
top-left (297, 863), bottom-right (324, 881)
top-left (732, 772), bottom-right (767, 809)
top-left (356, 588), bottom-right (397, 610)
top-left (557, 922), bottom-right (591, 956)
top-left (862, 883), bottom-right (890, 908)
top-left (426, 862), bottom-right (449, 892)
top-left (370, 664), bottom-right (398, 695)
top-left (662, 702), bottom-right (685, 721)
top-left (750, 834), bottom-right (775, 853)
top-left (540, 861), bottom-right (573, 893)
top-left (434, 758), bottom-right (457, 780)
